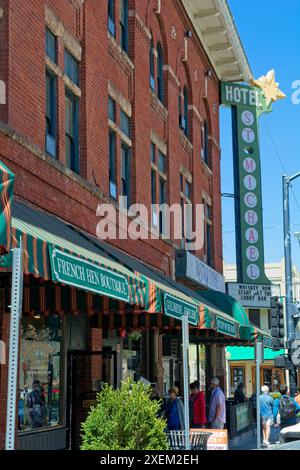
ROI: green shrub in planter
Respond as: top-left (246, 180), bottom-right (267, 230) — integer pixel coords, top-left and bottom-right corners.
top-left (81, 380), bottom-right (168, 450)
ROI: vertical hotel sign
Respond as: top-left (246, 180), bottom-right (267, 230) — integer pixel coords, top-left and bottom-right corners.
top-left (221, 72), bottom-right (285, 284)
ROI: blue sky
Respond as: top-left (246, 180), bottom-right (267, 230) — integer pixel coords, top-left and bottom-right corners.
top-left (221, 0), bottom-right (300, 269)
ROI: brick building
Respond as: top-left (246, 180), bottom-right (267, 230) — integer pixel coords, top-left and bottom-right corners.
top-left (0, 0), bottom-right (252, 450)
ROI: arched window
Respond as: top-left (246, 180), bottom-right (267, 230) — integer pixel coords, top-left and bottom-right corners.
top-left (183, 86), bottom-right (189, 137)
top-left (157, 42), bottom-right (164, 103)
top-left (150, 36), bottom-right (155, 91)
top-left (203, 119), bottom-right (209, 165)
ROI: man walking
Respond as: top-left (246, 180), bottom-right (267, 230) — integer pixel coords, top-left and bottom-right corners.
top-left (260, 385), bottom-right (274, 447)
top-left (273, 385), bottom-right (300, 431)
top-left (208, 377), bottom-right (226, 429)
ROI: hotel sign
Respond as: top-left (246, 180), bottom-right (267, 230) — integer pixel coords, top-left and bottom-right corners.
top-left (49, 247), bottom-right (130, 302)
top-left (221, 81), bottom-right (271, 285)
top-left (227, 282), bottom-right (272, 308)
top-left (163, 293), bottom-right (199, 326)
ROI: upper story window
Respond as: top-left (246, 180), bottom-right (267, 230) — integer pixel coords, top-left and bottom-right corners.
top-left (183, 86), bottom-right (189, 137)
top-left (150, 36), bottom-right (155, 91)
top-left (151, 142), bottom-right (156, 164)
top-left (109, 130), bottom-right (117, 199)
top-left (158, 150), bottom-right (166, 174)
top-left (119, 0), bottom-right (129, 53)
top-left (45, 71), bottom-right (57, 158)
top-left (65, 91), bottom-right (79, 174)
top-left (108, 97), bottom-right (116, 122)
top-left (249, 309), bottom-right (261, 328)
top-left (108, 0), bottom-right (116, 36)
top-left (120, 110), bottom-right (130, 137)
top-left (121, 143), bottom-right (131, 208)
top-left (179, 87), bottom-right (189, 137)
top-left (157, 42), bottom-right (164, 103)
top-left (64, 49), bottom-right (79, 85)
top-left (46, 28), bottom-right (57, 63)
top-left (202, 119), bottom-right (210, 166)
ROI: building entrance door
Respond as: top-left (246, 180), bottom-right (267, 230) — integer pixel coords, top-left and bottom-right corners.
top-left (67, 350), bottom-right (117, 450)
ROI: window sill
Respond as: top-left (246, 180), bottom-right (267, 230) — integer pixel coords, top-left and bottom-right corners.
top-left (201, 159), bottom-right (212, 179)
top-left (179, 129), bottom-right (193, 154)
top-left (150, 90), bottom-right (168, 122)
top-left (108, 32), bottom-right (134, 72)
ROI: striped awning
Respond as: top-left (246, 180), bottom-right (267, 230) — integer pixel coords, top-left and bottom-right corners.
top-left (0, 161), bottom-right (14, 255)
top-left (140, 274), bottom-right (242, 339)
top-left (5, 201), bottom-right (147, 307)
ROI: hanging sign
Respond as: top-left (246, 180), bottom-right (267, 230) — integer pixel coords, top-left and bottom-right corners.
top-left (221, 72), bottom-right (285, 285)
top-left (163, 293), bottom-right (199, 326)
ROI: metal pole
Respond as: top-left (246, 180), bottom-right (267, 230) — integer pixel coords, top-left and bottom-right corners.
top-left (182, 314), bottom-right (190, 450)
top-left (283, 175), bottom-right (298, 397)
top-left (255, 341), bottom-right (263, 450)
top-left (5, 239), bottom-right (23, 450)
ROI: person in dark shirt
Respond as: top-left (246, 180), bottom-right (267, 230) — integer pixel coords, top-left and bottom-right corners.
top-left (165, 386), bottom-right (184, 431)
top-left (234, 382), bottom-right (247, 404)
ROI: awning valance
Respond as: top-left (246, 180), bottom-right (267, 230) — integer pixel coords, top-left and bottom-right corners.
top-left (5, 201), bottom-right (146, 307)
top-left (0, 161), bottom-right (14, 255)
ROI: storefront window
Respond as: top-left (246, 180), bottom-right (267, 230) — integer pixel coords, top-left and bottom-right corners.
top-left (189, 344), bottom-right (206, 391)
top-left (18, 314), bottom-right (62, 432)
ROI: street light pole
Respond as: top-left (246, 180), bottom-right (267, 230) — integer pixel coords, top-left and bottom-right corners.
top-left (282, 173), bottom-right (300, 397)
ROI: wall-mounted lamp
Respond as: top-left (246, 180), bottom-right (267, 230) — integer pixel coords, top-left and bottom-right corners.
top-left (185, 30), bottom-right (193, 39)
top-left (206, 69), bottom-right (212, 78)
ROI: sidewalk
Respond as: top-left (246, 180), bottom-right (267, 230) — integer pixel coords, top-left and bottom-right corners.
top-left (229, 426), bottom-right (281, 450)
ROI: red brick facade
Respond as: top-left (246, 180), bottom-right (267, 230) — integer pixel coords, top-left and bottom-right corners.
top-left (0, 0), bottom-right (224, 449)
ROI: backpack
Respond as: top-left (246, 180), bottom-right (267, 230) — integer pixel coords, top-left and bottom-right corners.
top-left (279, 396), bottom-right (296, 421)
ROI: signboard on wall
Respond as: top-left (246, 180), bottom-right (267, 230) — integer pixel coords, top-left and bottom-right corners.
top-left (221, 74), bottom-right (285, 286)
top-left (227, 282), bottom-right (272, 308)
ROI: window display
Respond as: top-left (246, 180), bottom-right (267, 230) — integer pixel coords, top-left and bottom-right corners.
top-left (18, 314), bottom-right (62, 432)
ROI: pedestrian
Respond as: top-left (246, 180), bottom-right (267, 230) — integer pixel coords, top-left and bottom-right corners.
top-left (234, 382), bottom-right (247, 404)
top-left (295, 388), bottom-right (300, 406)
top-left (208, 377), bottom-right (226, 429)
top-left (165, 386), bottom-right (184, 431)
top-left (273, 385), bottom-right (300, 431)
top-left (259, 385), bottom-right (274, 447)
top-left (189, 381), bottom-right (207, 428)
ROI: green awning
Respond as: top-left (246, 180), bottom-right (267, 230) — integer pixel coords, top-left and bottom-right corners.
top-left (4, 201), bottom-right (147, 306)
top-left (226, 346), bottom-right (285, 361)
top-left (0, 161), bottom-right (14, 255)
top-left (199, 289), bottom-right (250, 327)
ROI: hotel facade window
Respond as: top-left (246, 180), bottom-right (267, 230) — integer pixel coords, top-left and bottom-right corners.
top-left (149, 36), bottom-right (155, 91)
top-left (65, 91), bottom-right (79, 174)
top-left (45, 71), bottom-right (57, 158)
top-left (204, 201), bottom-right (213, 266)
top-left (119, 0), bottom-right (129, 53)
top-left (121, 143), bottom-right (131, 208)
top-left (202, 119), bottom-right (210, 166)
top-left (64, 49), bottom-right (79, 86)
top-left (109, 130), bottom-right (117, 199)
top-left (45, 28), bottom-right (57, 63)
top-left (157, 42), bottom-right (164, 103)
top-left (108, 0), bottom-right (115, 36)
top-left (150, 144), bottom-right (167, 232)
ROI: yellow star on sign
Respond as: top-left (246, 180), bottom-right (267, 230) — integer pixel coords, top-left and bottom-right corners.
top-left (250, 69), bottom-right (286, 107)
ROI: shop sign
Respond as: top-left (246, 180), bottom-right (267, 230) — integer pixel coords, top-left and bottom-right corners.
top-left (215, 315), bottom-right (237, 338)
top-left (227, 282), bottom-right (272, 308)
top-left (163, 293), bottom-right (199, 326)
top-left (191, 429), bottom-right (228, 450)
top-left (185, 251), bottom-right (225, 292)
top-left (49, 247), bottom-right (130, 302)
top-left (263, 336), bottom-right (273, 349)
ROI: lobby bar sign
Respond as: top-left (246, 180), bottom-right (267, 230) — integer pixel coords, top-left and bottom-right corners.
top-left (221, 82), bottom-right (270, 285)
top-left (163, 293), bottom-right (199, 326)
top-left (227, 282), bottom-right (272, 308)
top-left (49, 247), bottom-right (130, 303)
